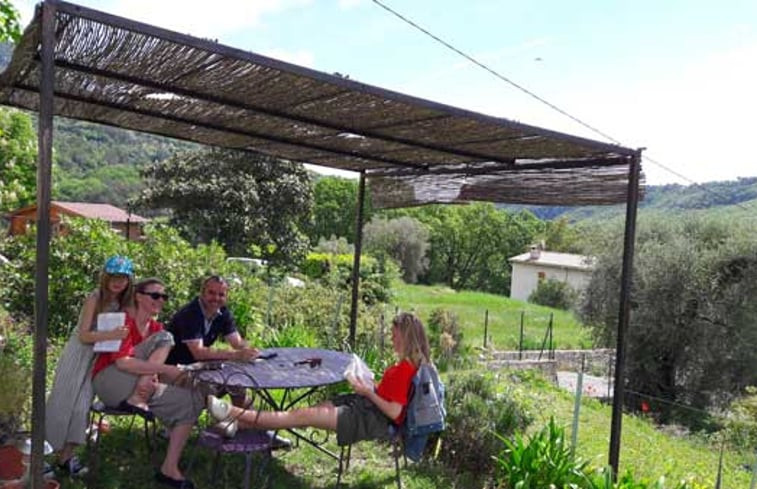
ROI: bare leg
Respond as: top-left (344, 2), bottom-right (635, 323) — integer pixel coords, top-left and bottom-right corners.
top-left (226, 403), bottom-right (338, 432)
top-left (160, 423), bottom-right (193, 481)
top-left (58, 442), bottom-right (76, 463)
top-left (127, 346), bottom-right (170, 408)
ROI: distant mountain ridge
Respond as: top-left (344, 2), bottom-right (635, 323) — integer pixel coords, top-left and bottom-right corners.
top-left (506, 177), bottom-right (757, 221)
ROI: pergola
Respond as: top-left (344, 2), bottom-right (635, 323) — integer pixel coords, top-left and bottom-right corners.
top-left (0, 1), bottom-right (642, 486)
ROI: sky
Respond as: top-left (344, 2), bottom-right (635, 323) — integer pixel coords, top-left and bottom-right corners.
top-left (14, 0), bottom-right (757, 185)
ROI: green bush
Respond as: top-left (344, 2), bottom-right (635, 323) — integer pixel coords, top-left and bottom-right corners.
top-left (0, 306), bottom-right (32, 442)
top-left (496, 418), bottom-right (590, 488)
top-left (426, 308), bottom-right (472, 371)
top-left (440, 372), bottom-right (532, 474)
top-left (720, 386), bottom-right (757, 450)
top-left (528, 278), bottom-right (577, 310)
top-left (496, 419), bottom-right (698, 489)
top-left (300, 252), bottom-right (397, 304)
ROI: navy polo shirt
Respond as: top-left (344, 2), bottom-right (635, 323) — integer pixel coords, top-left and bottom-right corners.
top-left (166, 297), bottom-right (238, 365)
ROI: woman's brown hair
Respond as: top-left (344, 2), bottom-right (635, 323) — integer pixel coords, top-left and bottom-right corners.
top-left (392, 312), bottom-right (431, 367)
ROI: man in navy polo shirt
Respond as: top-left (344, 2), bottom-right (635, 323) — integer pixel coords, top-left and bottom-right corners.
top-left (166, 275), bottom-right (258, 366)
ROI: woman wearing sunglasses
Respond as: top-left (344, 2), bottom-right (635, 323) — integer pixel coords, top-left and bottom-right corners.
top-left (45, 255), bottom-right (134, 476)
top-left (92, 278), bottom-right (204, 489)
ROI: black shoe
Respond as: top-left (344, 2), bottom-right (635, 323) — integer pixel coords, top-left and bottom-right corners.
top-left (155, 471), bottom-right (195, 489)
top-left (116, 400), bottom-right (156, 421)
top-left (58, 456), bottom-right (88, 477)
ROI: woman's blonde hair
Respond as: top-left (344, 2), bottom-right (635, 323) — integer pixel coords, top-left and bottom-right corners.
top-left (96, 271), bottom-right (134, 315)
top-left (392, 312), bottom-right (430, 367)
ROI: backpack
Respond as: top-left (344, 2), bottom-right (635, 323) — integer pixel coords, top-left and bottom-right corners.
top-left (402, 363), bottom-right (445, 461)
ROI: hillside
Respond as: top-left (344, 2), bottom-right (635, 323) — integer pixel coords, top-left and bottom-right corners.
top-left (507, 177), bottom-right (757, 222)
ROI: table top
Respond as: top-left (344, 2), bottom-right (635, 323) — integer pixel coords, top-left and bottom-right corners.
top-left (194, 347), bottom-right (353, 390)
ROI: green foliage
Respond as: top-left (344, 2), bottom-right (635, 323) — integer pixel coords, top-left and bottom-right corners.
top-left (426, 308), bottom-right (469, 371)
top-left (307, 176), bottom-right (372, 244)
top-left (137, 148), bottom-right (313, 266)
top-left (0, 217), bottom-right (127, 337)
top-left (385, 203), bottom-right (542, 294)
top-left (363, 216), bottom-right (430, 283)
top-left (0, 0), bottom-right (21, 43)
top-left (496, 418), bottom-right (591, 489)
top-left (300, 252), bottom-right (397, 305)
top-left (55, 164), bottom-right (143, 207)
top-left (580, 214), bottom-right (757, 422)
top-left (720, 386), bottom-right (757, 450)
top-left (528, 278), bottom-right (577, 310)
top-left (0, 107), bottom-right (37, 212)
top-left (440, 371), bottom-right (532, 474)
top-left (0, 306), bottom-right (32, 441)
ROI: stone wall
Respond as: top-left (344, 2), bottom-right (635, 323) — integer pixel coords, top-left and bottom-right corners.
top-left (487, 348), bottom-right (614, 375)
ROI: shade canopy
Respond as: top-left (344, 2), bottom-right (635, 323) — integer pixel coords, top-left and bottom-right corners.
top-left (0, 0), bottom-right (641, 208)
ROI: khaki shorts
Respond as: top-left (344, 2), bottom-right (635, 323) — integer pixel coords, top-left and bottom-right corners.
top-left (333, 394), bottom-right (392, 446)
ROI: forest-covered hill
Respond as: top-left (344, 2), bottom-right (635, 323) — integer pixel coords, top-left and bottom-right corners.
top-left (45, 117), bottom-right (757, 218)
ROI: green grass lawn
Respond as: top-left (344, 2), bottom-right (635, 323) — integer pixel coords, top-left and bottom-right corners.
top-left (505, 371), bottom-right (752, 488)
top-left (58, 371), bottom-right (751, 489)
top-left (390, 282), bottom-right (593, 350)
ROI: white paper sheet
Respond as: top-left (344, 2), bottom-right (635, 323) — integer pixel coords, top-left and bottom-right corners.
top-left (93, 312), bottom-right (126, 352)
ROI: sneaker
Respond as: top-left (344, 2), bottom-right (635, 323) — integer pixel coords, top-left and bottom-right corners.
top-left (268, 431), bottom-right (293, 450)
top-left (58, 456), bottom-right (88, 477)
top-left (212, 420), bottom-right (238, 438)
top-left (207, 395), bottom-right (231, 422)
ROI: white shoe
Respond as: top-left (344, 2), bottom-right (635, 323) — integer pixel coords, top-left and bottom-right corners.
top-left (207, 394), bottom-right (232, 422)
top-left (213, 419), bottom-right (238, 438)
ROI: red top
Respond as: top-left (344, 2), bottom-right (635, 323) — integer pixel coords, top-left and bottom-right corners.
top-left (376, 359), bottom-right (418, 423)
top-left (92, 314), bottom-right (164, 378)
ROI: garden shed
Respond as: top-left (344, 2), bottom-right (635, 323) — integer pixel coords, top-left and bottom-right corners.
top-left (0, 0), bottom-right (643, 484)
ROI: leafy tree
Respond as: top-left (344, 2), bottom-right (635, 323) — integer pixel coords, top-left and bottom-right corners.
top-left (580, 215), bottom-right (757, 423)
top-left (308, 176), bottom-right (372, 244)
top-left (0, 0), bottom-right (21, 44)
top-left (0, 108), bottom-right (36, 212)
top-left (363, 216), bottom-right (429, 283)
top-left (136, 148), bottom-right (313, 267)
top-left (388, 203), bottom-right (541, 293)
top-left (528, 279), bottom-right (577, 310)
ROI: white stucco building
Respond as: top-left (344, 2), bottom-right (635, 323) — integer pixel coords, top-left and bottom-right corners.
top-left (508, 248), bottom-right (594, 301)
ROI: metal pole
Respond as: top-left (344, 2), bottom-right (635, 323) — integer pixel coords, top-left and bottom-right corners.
top-left (348, 171), bottom-right (366, 349)
top-left (519, 311), bottom-right (524, 360)
top-left (548, 312), bottom-right (554, 359)
top-left (31, 3), bottom-right (56, 488)
top-left (571, 354), bottom-right (586, 456)
top-left (483, 309), bottom-right (489, 348)
top-left (608, 152), bottom-right (642, 478)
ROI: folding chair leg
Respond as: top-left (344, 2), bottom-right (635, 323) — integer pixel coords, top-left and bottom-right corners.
top-left (336, 445), bottom-right (349, 487)
top-left (392, 439), bottom-right (402, 489)
top-left (243, 452), bottom-right (252, 489)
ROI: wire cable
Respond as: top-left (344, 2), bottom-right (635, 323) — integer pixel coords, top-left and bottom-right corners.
top-left (370, 0), bottom-right (757, 216)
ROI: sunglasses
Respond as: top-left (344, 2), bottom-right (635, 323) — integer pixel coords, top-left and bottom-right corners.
top-left (138, 291), bottom-right (170, 301)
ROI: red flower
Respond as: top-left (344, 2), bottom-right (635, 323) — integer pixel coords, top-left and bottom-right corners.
top-left (641, 401), bottom-right (650, 413)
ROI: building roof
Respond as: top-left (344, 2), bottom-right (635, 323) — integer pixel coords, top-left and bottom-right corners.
top-left (508, 251), bottom-right (594, 271)
top-left (0, 0), bottom-right (643, 209)
top-left (8, 201), bottom-right (149, 223)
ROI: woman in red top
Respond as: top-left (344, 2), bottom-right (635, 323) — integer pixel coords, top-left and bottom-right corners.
top-left (207, 313), bottom-right (431, 446)
top-left (92, 278), bottom-right (204, 489)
